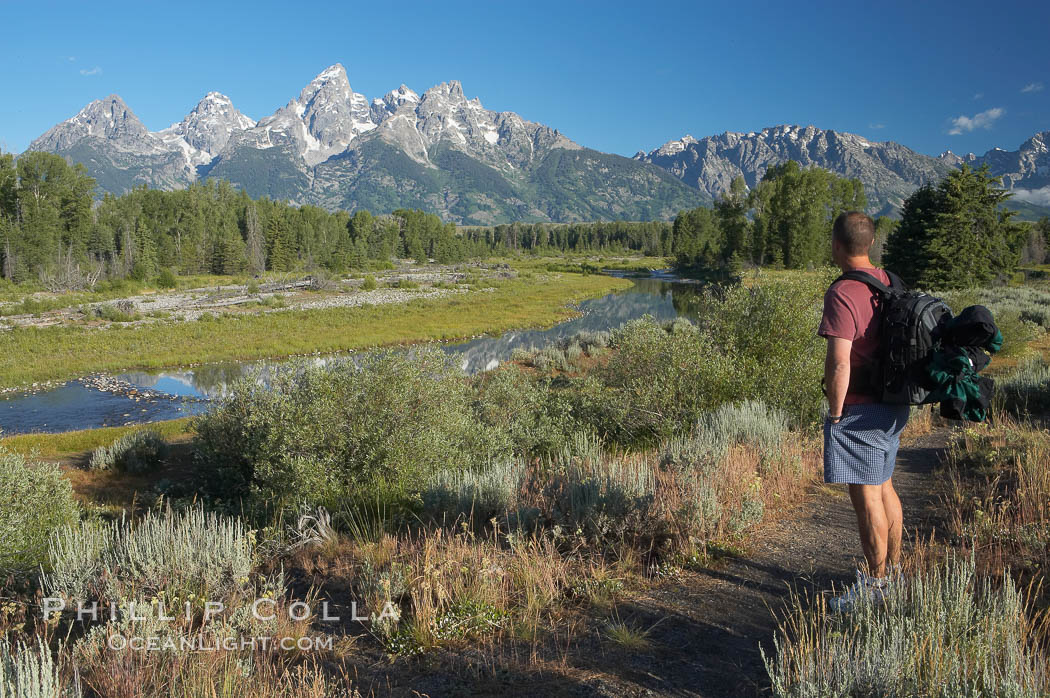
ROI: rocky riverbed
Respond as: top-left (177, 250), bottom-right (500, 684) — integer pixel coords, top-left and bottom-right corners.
top-left (0, 263), bottom-right (514, 331)
top-left (76, 375), bottom-right (206, 403)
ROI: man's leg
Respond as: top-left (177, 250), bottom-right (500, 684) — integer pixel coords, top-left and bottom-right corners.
top-left (881, 477), bottom-right (903, 572)
top-left (847, 483), bottom-right (889, 578)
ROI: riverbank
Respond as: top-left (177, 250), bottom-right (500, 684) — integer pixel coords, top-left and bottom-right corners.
top-left (0, 270), bottom-right (630, 390)
top-left (0, 417), bottom-right (195, 460)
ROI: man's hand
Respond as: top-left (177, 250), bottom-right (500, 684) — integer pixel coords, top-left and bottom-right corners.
top-left (824, 336), bottom-right (852, 421)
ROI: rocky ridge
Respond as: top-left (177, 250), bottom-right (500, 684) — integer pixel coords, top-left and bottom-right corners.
top-left (636, 126), bottom-right (1050, 216)
top-left (28, 64), bottom-right (700, 223)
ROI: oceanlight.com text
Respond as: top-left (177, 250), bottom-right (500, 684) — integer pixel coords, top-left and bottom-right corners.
top-left (106, 634), bottom-right (335, 653)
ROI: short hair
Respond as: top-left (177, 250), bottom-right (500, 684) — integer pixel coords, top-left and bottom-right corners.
top-left (832, 211), bottom-right (875, 256)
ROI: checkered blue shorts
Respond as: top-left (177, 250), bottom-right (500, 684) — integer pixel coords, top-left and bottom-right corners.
top-left (823, 403), bottom-right (910, 485)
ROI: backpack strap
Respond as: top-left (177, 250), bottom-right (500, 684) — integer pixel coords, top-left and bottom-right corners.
top-left (833, 269), bottom-right (905, 296)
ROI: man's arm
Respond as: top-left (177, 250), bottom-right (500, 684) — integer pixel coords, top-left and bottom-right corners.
top-left (824, 336), bottom-right (852, 421)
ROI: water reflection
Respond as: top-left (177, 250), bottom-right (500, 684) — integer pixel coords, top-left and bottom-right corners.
top-left (0, 274), bottom-right (703, 434)
top-left (450, 277), bottom-right (702, 373)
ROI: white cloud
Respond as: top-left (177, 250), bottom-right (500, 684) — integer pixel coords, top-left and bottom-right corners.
top-left (1021, 82), bottom-right (1044, 93)
top-left (1012, 186), bottom-right (1050, 207)
top-left (947, 107), bottom-right (1004, 135)
top-left (868, 123), bottom-right (885, 129)
top-left (79, 66), bottom-right (102, 76)
top-left (972, 92), bottom-right (983, 100)
top-left (67, 56), bottom-right (76, 62)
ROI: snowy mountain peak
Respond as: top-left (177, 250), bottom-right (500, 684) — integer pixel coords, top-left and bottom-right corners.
top-left (390, 84), bottom-right (419, 103)
top-left (315, 63), bottom-right (347, 81)
top-left (234, 63), bottom-right (377, 165)
top-left (645, 134), bottom-right (699, 158)
top-left (299, 63), bottom-right (351, 105)
top-left (73, 95), bottom-right (141, 131)
top-left (80, 94), bottom-right (127, 115)
top-left (29, 94), bottom-right (157, 153)
top-left (371, 85), bottom-right (422, 121)
top-left (202, 91), bottom-right (232, 104)
top-left (444, 80), bottom-right (465, 98)
top-left (190, 92), bottom-right (253, 124)
top-left (424, 80), bottom-right (466, 102)
top-left (157, 91), bottom-right (256, 165)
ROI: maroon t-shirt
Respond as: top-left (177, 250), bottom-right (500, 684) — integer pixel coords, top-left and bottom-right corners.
top-left (818, 267), bottom-right (890, 405)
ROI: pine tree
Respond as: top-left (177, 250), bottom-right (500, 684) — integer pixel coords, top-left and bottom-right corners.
top-left (883, 185), bottom-right (939, 283)
top-left (885, 165), bottom-right (1025, 288)
top-left (1, 225), bottom-right (13, 281)
top-left (245, 203), bottom-right (265, 275)
top-left (221, 233), bottom-right (247, 275)
top-left (211, 211), bottom-right (246, 275)
top-left (131, 219), bottom-right (158, 281)
top-left (268, 216), bottom-right (293, 272)
top-left (715, 176), bottom-right (750, 262)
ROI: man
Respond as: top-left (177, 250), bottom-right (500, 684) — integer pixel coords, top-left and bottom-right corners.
top-left (819, 211), bottom-right (910, 612)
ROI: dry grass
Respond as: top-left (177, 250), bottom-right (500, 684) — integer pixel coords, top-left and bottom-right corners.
top-left (293, 528), bottom-right (578, 657)
top-left (72, 611), bottom-right (359, 698)
top-left (283, 432), bottom-right (821, 662)
top-left (900, 405), bottom-right (935, 440)
top-left (602, 615), bottom-right (656, 650)
top-left (941, 416), bottom-right (1050, 600)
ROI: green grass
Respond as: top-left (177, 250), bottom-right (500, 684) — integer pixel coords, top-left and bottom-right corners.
top-left (0, 273), bottom-right (631, 389)
top-left (505, 255), bottom-right (672, 275)
top-left (0, 418), bottom-right (195, 460)
top-left (602, 617), bottom-right (655, 650)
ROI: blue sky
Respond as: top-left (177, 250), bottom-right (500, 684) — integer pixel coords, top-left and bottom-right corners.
top-left (1, 0), bottom-right (1047, 157)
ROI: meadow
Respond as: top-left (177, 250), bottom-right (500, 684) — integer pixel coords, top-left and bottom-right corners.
top-left (0, 265), bottom-right (630, 389)
top-left (1, 264), bottom-right (1049, 696)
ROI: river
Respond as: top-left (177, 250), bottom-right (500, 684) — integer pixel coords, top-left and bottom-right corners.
top-left (0, 273), bottom-right (702, 435)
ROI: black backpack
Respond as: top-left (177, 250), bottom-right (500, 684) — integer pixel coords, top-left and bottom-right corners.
top-left (833, 270), bottom-right (953, 405)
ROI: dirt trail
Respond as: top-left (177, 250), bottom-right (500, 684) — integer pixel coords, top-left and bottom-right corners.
top-left (542, 429), bottom-right (951, 698)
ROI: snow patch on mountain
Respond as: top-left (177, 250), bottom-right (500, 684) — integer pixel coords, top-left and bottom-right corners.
top-left (156, 92), bottom-right (255, 166)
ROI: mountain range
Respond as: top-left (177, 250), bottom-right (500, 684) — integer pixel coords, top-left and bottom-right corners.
top-left (24, 64), bottom-right (1050, 222)
top-left (634, 127), bottom-right (1050, 218)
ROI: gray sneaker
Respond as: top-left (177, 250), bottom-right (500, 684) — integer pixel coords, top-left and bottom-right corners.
top-left (828, 570), bottom-right (890, 614)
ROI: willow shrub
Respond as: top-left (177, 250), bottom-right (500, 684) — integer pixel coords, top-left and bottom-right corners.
top-left (595, 317), bottom-right (743, 443)
top-left (698, 273), bottom-right (831, 427)
top-left (472, 364), bottom-right (576, 456)
top-left (195, 349), bottom-right (497, 506)
top-left (0, 449), bottom-right (80, 573)
top-left (591, 274), bottom-right (828, 443)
